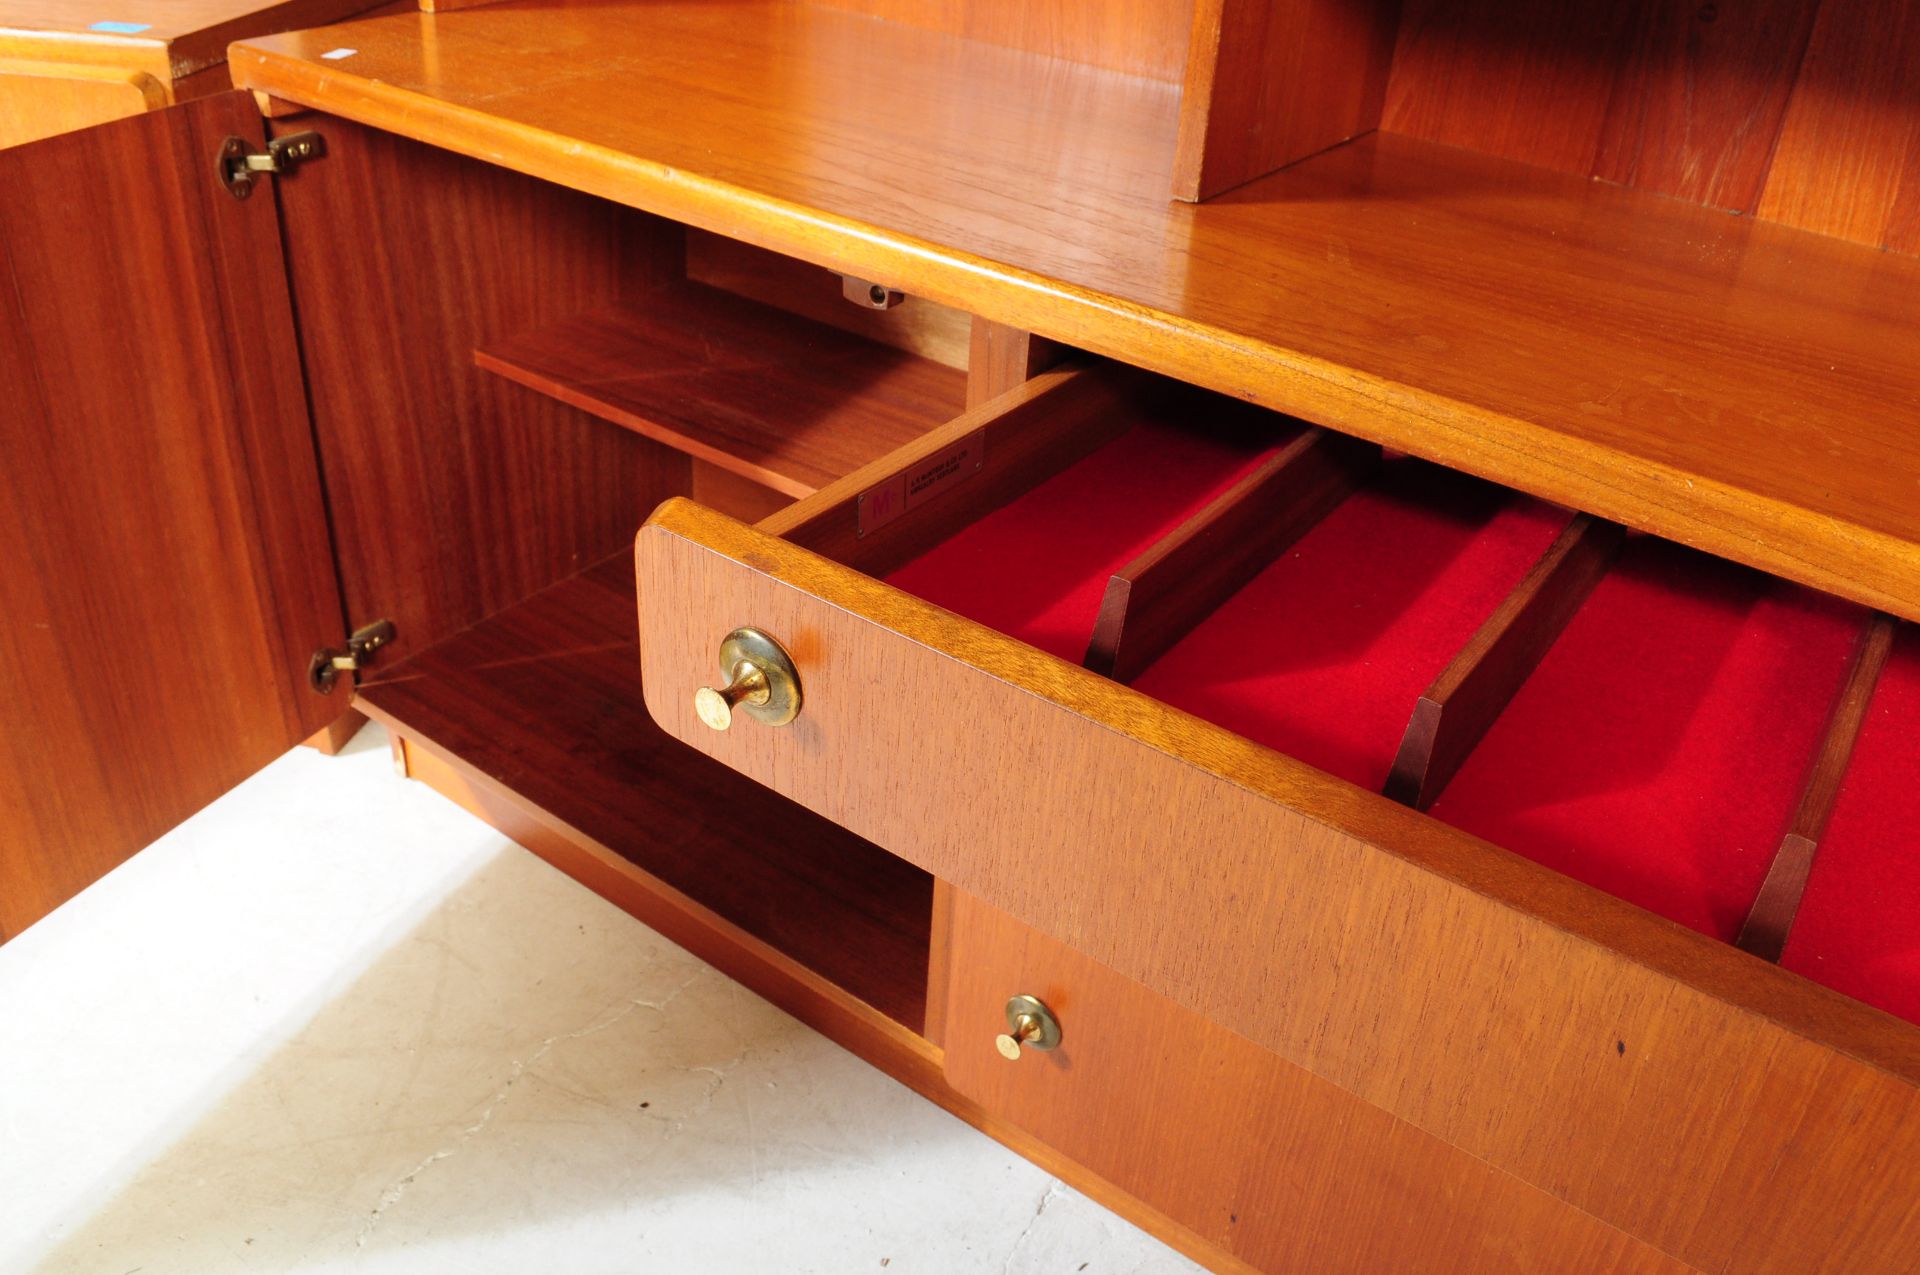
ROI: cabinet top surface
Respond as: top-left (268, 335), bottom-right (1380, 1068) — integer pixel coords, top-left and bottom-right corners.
top-left (1, 0), bottom-right (375, 72)
top-left (232, 0), bottom-right (1920, 620)
top-left (2, 0), bottom-right (334, 37)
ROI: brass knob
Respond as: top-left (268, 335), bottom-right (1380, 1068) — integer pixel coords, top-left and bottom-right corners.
top-left (695, 627), bottom-right (802, 730)
top-left (694, 662), bottom-right (769, 730)
top-left (994, 994), bottom-right (1061, 1060)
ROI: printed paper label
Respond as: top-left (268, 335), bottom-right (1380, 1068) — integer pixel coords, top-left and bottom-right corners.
top-left (857, 429), bottom-right (985, 537)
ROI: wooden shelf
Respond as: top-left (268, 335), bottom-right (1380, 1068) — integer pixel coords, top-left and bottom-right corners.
top-left (235, 2), bottom-right (1920, 622)
top-left (476, 281), bottom-right (967, 499)
top-left (354, 551), bottom-right (933, 1032)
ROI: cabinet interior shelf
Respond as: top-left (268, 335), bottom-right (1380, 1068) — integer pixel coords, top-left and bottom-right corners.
top-left (476, 280), bottom-right (968, 499)
top-left (354, 553), bottom-right (934, 1034)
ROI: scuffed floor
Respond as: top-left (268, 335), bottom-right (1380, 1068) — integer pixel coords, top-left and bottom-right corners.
top-left (0, 723), bottom-right (1198, 1275)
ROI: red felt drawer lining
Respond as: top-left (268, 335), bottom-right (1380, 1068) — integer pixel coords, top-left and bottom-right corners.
top-left (1783, 630), bottom-right (1920, 1025)
top-left (1429, 537), bottom-right (1863, 943)
top-left (885, 415), bottom-right (1918, 1022)
top-left (886, 417), bottom-right (1281, 663)
top-left (1133, 458), bottom-right (1568, 791)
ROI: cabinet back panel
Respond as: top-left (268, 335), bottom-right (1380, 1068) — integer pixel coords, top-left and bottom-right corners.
top-left (810, 0), bottom-right (1194, 82)
top-left (1757, 0), bottom-right (1920, 253)
top-left (1381, 0), bottom-right (1920, 251)
top-left (685, 230), bottom-right (971, 371)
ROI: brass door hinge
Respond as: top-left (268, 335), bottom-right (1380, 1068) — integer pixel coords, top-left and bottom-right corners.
top-left (309, 618), bottom-right (395, 694)
top-left (218, 131), bottom-right (325, 200)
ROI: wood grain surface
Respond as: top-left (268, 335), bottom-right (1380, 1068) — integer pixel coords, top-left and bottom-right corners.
top-left (271, 115), bottom-right (689, 667)
top-left (1384, 0), bottom-right (1821, 213)
top-left (1384, 0), bottom-right (1641, 178)
top-left (812, 0), bottom-right (1193, 82)
top-left (475, 281), bottom-right (965, 498)
top-left (0, 58), bottom-right (165, 148)
top-left (230, 4), bottom-right (1920, 623)
top-left (636, 501), bottom-right (1920, 1275)
top-left (0, 93), bottom-right (342, 936)
top-left (945, 891), bottom-right (1699, 1275)
top-left (964, 319), bottom-right (1060, 408)
top-left (0, 0), bottom-right (375, 78)
top-left (1174, 0), bottom-right (1398, 200)
top-left (1758, 0), bottom-right (1920, 253)
top-left (1591, 0), bottom-right (1821, 210)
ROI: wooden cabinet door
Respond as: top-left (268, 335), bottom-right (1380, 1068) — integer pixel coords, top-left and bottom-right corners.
top-left (0, 90), bottom-right (342, 937)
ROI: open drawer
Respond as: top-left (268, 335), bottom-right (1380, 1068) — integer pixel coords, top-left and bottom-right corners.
top-left (635, 361), bottom-right (1920, 1274)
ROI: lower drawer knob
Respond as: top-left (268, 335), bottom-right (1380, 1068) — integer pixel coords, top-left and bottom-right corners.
top-left (995, 994), bottom-right (1062, 1060)
top-left (694, 627), bottom-right (803, 730)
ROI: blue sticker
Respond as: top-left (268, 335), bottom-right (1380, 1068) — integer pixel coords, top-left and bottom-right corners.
top-left (88, 19), bottom-right (151, 33)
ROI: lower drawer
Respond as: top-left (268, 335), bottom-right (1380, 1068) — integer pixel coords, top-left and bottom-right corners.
top-left (941, 890), bottom-right (1690, 1275)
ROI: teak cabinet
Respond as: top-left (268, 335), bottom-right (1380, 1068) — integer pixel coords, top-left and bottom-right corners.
top-left (7, 1), bottom-right (1920, 1270)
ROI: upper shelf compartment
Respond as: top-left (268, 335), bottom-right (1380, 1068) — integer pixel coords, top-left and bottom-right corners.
top-left (231, 1), bottom-right (1920, 622)
top-left (477, 280), bottom-right (966, 499)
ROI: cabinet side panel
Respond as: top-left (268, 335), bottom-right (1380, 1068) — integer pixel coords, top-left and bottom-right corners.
top-left (0, 91), bottom-right (342, 935)
top-left (273, 116), bottom-right (690, 664)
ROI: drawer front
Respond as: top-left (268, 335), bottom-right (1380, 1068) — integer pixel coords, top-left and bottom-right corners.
top-left (942, 890), bottom-right (1691, 1275)
top-left (636, 498), bottom-right (1920, 1273)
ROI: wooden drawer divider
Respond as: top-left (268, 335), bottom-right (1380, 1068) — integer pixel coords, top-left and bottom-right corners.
top-left (1083, 430), bottom-right (1379, 682)
top-left (1739, 611), bottom-right (1900, 961)
top-left (1385, 513), bottom-right (1625, 810)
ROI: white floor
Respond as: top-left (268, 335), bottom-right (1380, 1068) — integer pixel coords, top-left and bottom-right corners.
top-left (0, 723), bottom-right (1198, 1275)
